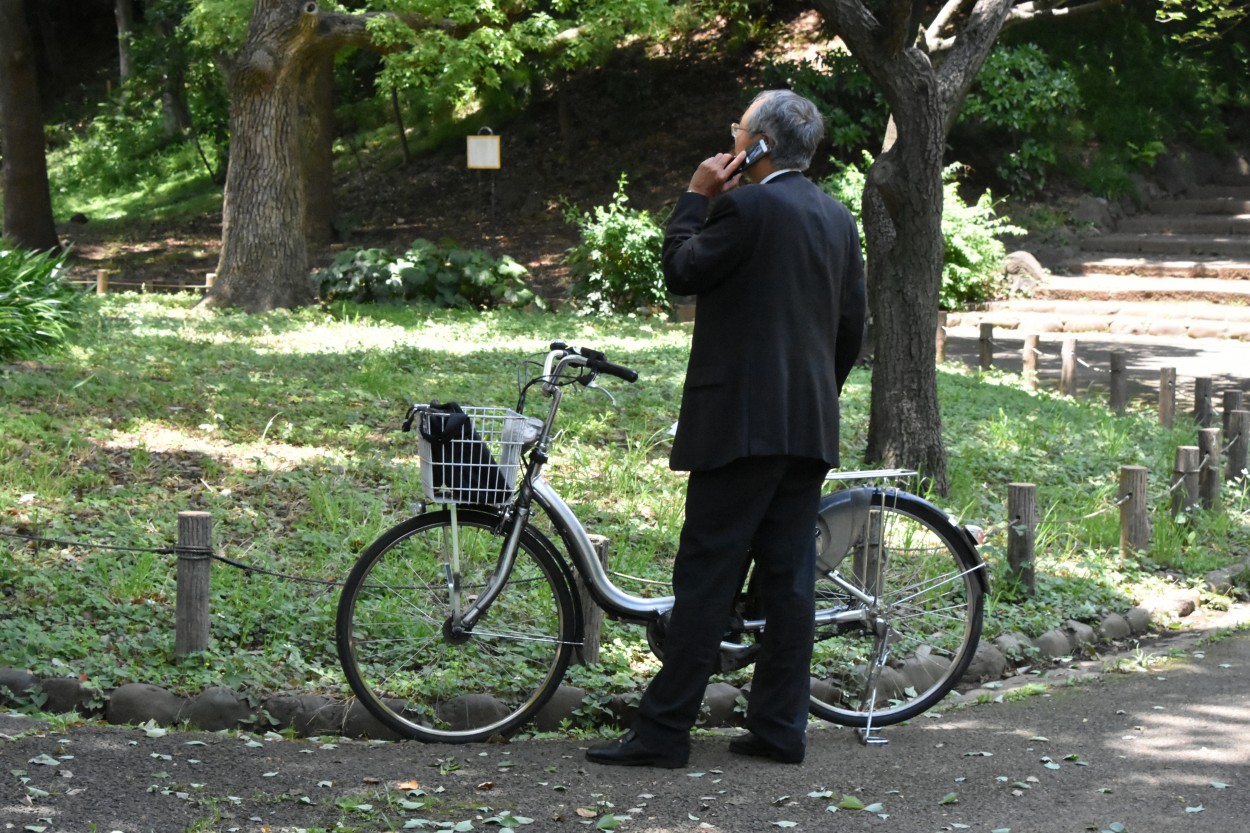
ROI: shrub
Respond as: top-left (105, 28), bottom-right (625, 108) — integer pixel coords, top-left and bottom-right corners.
top-left (821, 157), bottom-right (1024, 310)
top-left (562, 174), bottom-right (668, 316)
top-left (311, 238), bottom-right (540, 309)
top-left (959, 44), bottom-right (1083, 196)
top-left (0, 243), bottom-right (81, 361)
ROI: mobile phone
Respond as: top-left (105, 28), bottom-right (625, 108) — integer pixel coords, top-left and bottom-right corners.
top-left (730, 137), bottom-right (770, 179)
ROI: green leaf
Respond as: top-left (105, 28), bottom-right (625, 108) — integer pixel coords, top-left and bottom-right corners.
top-left (596, 816), bottom-right (621, 830)
top-left (939, 792), bottom-right (960, 805)
top-left (837, 795), bottom-right (865, 810)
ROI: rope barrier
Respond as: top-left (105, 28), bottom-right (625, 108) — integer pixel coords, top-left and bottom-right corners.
top-left (0, 529), bottom-right (341, 588)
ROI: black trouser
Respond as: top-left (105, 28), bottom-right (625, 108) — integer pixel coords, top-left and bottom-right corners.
top-left (633, 455), bottom-right (829, 754)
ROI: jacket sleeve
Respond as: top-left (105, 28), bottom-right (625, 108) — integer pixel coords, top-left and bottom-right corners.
top-left (835, 222), bottom-right (867, 393)
top-left (662, 191), bottom-right (751, 297)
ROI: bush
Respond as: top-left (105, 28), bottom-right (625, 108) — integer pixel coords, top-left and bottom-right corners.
top-left (562, 174), bottom-right (668, 316)
top-left (0, 243), bottom-right (81, 361)
top-left (311, 238), bottom-right (540, 309)
top-left (821, 157), bottom-right (1024, 310)
top-left (959, 44), bottom-right (1082, 196)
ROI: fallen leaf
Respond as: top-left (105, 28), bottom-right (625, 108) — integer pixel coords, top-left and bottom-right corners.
top-left (939, 792), bottom-right (959, 805)
top-left (477, 781), bottom-right (495, 790)
top-left (397, 780), bottom-right (421, 790)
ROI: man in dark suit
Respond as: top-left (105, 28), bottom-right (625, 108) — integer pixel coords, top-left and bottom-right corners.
top-left (587, 90), bottom-right (867, 768)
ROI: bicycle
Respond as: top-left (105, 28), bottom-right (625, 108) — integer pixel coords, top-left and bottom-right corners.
top-left (335, 341), bottom-right (988, 744)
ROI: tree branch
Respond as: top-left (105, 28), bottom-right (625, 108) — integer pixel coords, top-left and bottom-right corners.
top-left (1004, 0), bottom-right (1123, 30)
top-left (925, 0), bottom-right (973, 49)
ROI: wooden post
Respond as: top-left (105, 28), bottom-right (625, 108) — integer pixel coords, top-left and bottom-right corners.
top-left (1007, 483), bottom-right (1036, 597)
top-left (576, 535), bottom-right (610, 665)
top-left (1060, 338), bottom-right (1078, 397)
top-left (1193, 378), bottom-right (1214, 427)
top-left (1109, 351), bottom-right (1128, 415)
top-left (1119, 465), bottom-right (1150, 559)
top-left (979, 323), bottom-right (994, 371)
top-left (1227, 410), bottom-right (1250, 483)
top-left (205, 272), bottom-right (217, 290)
top-left (1223, 390), bottom-right (1245, 439)
top-left (1199, 427), bottom-right (1221, 510)
top-left (96, 269), bottom-right (109, 295)
top-left (1171, 446), bottom-right (1200, 515)
top-left (1022, 334), bottom-right (1039, 391)
top-left (175, 511), bottom-right (213, 657)
top-left (1158, 367), bottom-right (1177, 428)
top-left (935, 312), bottom-right (947, 363)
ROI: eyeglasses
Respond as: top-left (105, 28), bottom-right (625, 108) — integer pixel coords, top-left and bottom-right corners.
top-left (730, 122), bottom-right (759, 140)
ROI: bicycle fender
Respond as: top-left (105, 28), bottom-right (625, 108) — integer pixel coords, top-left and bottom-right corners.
top-left (815, 488), bottom-right (872, 573)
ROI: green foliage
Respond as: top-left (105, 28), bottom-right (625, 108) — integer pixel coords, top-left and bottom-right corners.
top-left (960, 44), bottom-right (1082, 197)
top-left (0, 243), bottom-right (81, 361)
top-left (820, 158), bottom-right (1024, 310)
top-left (562, 175), bottom-right (669, 316)
top-left (1157, 0), bottom-right (1250, 43)
top-left (1, 297), bottom-right (1245, 725)
top-left (311, 239), bottom-right (540, 309)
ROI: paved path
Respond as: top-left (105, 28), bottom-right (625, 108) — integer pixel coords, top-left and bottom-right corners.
top-left (3, 625), bottom-right (1249, 833)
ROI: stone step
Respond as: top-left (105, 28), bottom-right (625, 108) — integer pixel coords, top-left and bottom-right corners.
top-left (1148, 197), bottom-right (1250, 215)
top-left (1057, 255), bottom-right (1250, 280)
top-left (983, 296), bottom-right (1250, 322)
top-left (1116, 213), bottom-right (1250, 235)
top-left (1193, 184), bottom-right (1250, 199)
top-left (1034, 274), bottom-right (1250, 304)
top-left (1078, 234), bottom-right (1250, 258)
top-left (946, 307), bottom-right (1250, 341)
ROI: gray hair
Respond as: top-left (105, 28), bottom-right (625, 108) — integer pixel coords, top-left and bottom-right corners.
top-left (747, 90), bottom-right (825, 171)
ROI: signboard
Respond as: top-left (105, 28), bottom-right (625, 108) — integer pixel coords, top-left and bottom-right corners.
top-left (467, 134), bottom-right (501, 170)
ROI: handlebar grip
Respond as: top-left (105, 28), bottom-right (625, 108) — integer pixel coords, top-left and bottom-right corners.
top-left (579, 347), bottom-right (639, 383)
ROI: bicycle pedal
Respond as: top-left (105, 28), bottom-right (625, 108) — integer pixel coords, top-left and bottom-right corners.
top-left (856, 728), bottom-right (889, 746)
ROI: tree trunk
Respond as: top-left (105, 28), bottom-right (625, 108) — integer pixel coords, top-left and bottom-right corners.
top-left (203, 0), bottom-right (325, 312)
top-left (0, 0), bottom-right (59, 252)
top-left (203, 0), bottom-right (375, 312)
top-left (861, 113), bottom-right (949, 492)
top-left (115, 0), bottom-right (136, 86)
top-left (300, 53), bottom-right (336, 246)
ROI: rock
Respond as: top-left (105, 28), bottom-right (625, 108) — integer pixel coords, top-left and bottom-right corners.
top-left (105, 683), bottom-right (185, 727)
top-left (1098, 612), bottom-right (1132, 641)
top-left (1003, 251), bottom-right (1047, 294)
top-left (1155, 153), bottom-right (1194, 195)
top-left (700, 682), bottom-right (742, 727)
top-left (1032, 629), bottom-right (1073, 659)
top-left (993, 631), bottom-right (1034, 660)
top-left (606, 693), bottom-right (638, 729)
top-left (1140, 589), bottom-right (1200, 619)
top-left (533, 684), bottom-right (587, 732)
top-left (1124, 606), bottom-right (1153, 634)
top-left (1071, 196), bottom-right (1115, 229)
top-left (899, 646), bottom-right (952, 692)
top-left (0, 668), bottom-right (39, 706)
top-left (183, 686), bottom-right (251, 732)
top-left (39, 677), bottom-right (96, 715)
top-left (1066, 619), bottom-right (1097, 648)
top-left (437, 694), bottom-right (510, 733)
top-left (1205, 561), bottom-right (1250, 596)
top-left (962, 642), bottom-right (1009, 684)
top-left (341, 700), bottom-right (405, 741)
top-left (261, 694), bottom-right (342, 736)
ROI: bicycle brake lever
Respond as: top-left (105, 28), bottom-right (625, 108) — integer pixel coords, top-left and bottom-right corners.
top-left (584, 379), bottom-right (617, 407)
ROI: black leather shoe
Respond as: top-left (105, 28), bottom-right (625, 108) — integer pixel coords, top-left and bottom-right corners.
top-left (586, 730), bottom-right (688, 769)
top-left (728, 732), bottom-right (804, 764)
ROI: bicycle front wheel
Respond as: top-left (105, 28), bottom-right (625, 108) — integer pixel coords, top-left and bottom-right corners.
top-left (809, 490), bottom-right (985, 727)
top-left (336, 508), bottom-right (579, 743)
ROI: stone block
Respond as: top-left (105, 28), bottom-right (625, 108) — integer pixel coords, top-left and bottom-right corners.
top-left (0, 668), bottom-right (38, 706)
top-left (1098, 613), bottom-right (1132, 641)
top-left (700, 682), bottom-right (742, 727)
top-left (962, 642), bottom-right (1009, 684)
top-left (105, 683), bottom-right (185, 727)
top-left (1125, 607), bottom-right (1153, 634)
top-left (183, 686), bottom-right (251, 732)
top-left (1066, 619), bottom-right (1097, 648)
top-left (533, 684), bottom-right (586, 732)
top-left (1032, 629), bottom-right (1073, 659)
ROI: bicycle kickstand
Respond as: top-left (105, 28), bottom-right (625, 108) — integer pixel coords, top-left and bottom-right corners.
top-left (856, 620), bottom-right (891, 747)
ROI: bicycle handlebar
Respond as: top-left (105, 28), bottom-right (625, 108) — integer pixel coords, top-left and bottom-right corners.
top-left (545, 341), bottom-right (639, 384)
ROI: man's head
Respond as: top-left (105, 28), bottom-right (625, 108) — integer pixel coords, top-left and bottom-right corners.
top-left (736, 90), bottom-right (825, 172)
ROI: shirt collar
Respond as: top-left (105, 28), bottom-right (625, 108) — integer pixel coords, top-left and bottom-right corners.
top-left (760, 169), bottom-right (800, 184)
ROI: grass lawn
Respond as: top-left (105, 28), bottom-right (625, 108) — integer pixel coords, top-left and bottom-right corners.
top-left (2, 295), bottom-right (1246, 725)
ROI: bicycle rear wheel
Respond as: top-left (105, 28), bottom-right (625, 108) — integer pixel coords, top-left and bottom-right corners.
top-left (808, 490), bottom-right (985, 727)
top-left (336, 508), bottom-right (579, 743)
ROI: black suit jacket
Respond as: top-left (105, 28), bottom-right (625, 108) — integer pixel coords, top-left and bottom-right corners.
top-left (662, 171), bottom-right (867, 473)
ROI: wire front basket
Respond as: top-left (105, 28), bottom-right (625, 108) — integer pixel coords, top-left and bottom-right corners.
top-left (416, 405), bottom-right (537, 506)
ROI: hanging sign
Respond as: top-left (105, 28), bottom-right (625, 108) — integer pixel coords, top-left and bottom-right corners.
top-left (467, 128), bottom-right (501, 169)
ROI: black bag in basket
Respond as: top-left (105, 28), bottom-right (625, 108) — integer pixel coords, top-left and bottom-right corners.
top-left (416, 402), bottom-right (512, 504)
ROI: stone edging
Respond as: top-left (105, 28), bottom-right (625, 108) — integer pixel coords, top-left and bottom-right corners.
top-left (0, 591), bottom-right (1242, 740)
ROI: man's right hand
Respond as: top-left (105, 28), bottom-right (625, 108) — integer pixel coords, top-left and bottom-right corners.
top-left (688, 151), bottom-right (748, 199)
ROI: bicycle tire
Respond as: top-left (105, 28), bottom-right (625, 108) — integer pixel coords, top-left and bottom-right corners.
top-left (808, 490), bottom-right (985, 727)
top-left (336, 508), bottom-right (579, 743)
